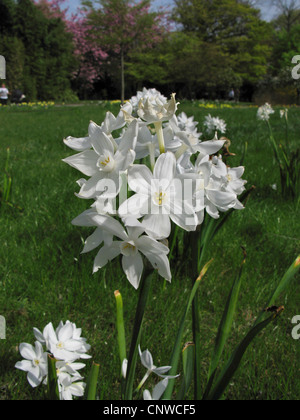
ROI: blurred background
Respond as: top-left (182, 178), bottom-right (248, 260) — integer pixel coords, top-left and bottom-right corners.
top-left (1, 0), bottom-right (300, 104)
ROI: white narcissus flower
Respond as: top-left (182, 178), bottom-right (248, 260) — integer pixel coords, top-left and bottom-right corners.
top-left (58, 372), bottom-right (86, 400)
top-left (130, 87), bottom-right (167, 114)
top-left (143, 378), bottom-right (169, 401)
top-left (63, 110), bottom-right (126, 152)
top-left (56, 321), bottom-right (91, 358)
top-left (34, 321), bottom-right (91, 362)
top-left (83, 214), bottom-right (171, 289)
top-left (62, 120), bottom-right (138, 199)
top-left (204, 114), bottom-right (227, 134)
top-left (15, 341), bottom-right (48, 388)
top-left (63, 120), bottom-right (99, 151)
top-left (137, 93), bottom-right (177, 124)
top-left (119, 152), bottom-right (198, 240)
top-left (257, 103), bottom-right (275, 121)
top-left (137, 346), bottom-right (179, 392)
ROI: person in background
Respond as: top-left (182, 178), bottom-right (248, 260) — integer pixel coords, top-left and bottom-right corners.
top-left (228, 88), bottom-right (235, 101)
top-left (0, 83), bottom-right (10, 105)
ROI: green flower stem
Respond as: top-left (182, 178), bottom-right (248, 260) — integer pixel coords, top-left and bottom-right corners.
top-left (154, 121), bottom-right (165, 154)
top-left (191, 230), bottom-right (202, 400)
top-left (124, 267), bottom-right (153, 400)
top-left (135, 370), bottom-right (151, 393)
top-left (114, 290), bottom-right (126, 376)
top-left (148, 143), bottom-right (156, 171)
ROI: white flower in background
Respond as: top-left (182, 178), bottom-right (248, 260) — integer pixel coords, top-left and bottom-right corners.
top-left (15, 341), bottom-right (48, 388)
top-left (80, 213), bottom-right (171, 289)
top-left (174, 130), bottom-right (225, 159)
top-left (143, 378), bottom-right (169, 401)
top-left (204, 114), bottom-right (227, 134)
top-left (279, 108), bottom-right (288, 120)
top-left (130, 87), bottom-right (167, 113)
top-left (119, 152), bottom-right (198, 240)
top-left (257, 103), bottom-right (275, 121)
top-left (137, 93), bottom-right (177, 124)
top-left (62, 120), bottom-right (138, 199)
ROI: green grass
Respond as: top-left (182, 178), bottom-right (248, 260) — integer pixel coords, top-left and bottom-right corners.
top-left (0, 102), bottom-right (299, 400)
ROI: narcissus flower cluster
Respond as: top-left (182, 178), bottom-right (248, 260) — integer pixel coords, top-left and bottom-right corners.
top-left (15, 321), bottom-right (91, 400)
top-left (63, 88), bottom-right (246, 289)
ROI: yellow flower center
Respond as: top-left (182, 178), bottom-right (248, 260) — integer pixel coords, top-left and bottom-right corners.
top-left (154, 191), bottom-right (166, 206)
top-left (100, 156), bottom-right (110, 167)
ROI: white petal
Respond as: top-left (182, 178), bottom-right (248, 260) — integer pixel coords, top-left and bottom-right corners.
top-left (62, 150), bottom-right (99, 176)
top-left (71, 209), bottom-right (98, 227)
top-left (143, 390), bottom-right (152, 400)
top-left (19, 343), bottom-right (36, 361)
top-left (33, 328), bottom-right (45, 344)
top-left (15, 360), bottom-right (33, 372)
top-left (153, 152), bottom-right (176, 184)
top-left (198, 140), bottom-right (225, 155)
top-left (142, 214), bottom-right (171, 240)
top-left (90, 128), bottom-right (114, 157)
top-left (122, 253), bottom-right (144, 289)
top-left (27, 369), bottom-right (43, 388)
top-left (135, 235), bottom-right (169, 255)
top-left (206, 189), bottom-right (236, 208)
top-left (139, 347), bottom-right (154, 370)
top-left (151, 378), bottom-right (169, 400)
top-left (128, 164), bottom-right (153, 195)
top-left (93, 243), bottom-right (121, 273)
top-left (89, 214), bottom-right (128, 241)
top-left (82, 228), bottom-right (104, 254)
top-left (63, 135), bottom-right (92, 151)
top-left (142, 251), bottom-right (171, 282)
top-left (76, 173), bottom-right (104, 199)
top-left (118, 194), bottom-right (150, 218)
top-left (117, 120), bottom-right (138, 154)
top-left (58, 323), bottom-right (74, 342)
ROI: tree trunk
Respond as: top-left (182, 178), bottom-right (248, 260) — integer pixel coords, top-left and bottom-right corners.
top-left (121, 48), bottom-right (125, 105)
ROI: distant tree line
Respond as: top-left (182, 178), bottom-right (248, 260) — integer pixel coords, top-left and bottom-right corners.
top-left (0, 0), bottom-right (299, 102)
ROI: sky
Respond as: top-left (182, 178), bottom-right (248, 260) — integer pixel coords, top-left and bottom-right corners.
top-left (63, 0), bottom-right (279, 21)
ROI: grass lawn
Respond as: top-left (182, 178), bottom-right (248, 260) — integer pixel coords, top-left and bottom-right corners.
top-left (0, 101), bottom-right (299, 400)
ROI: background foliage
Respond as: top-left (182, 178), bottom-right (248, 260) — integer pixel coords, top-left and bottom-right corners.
top-left (1, 0), bottom-right (300, 102)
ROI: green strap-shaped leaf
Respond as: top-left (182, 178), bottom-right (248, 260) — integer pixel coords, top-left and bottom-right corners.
top-left (176, 342), bottom-right (195, 400)
top-left (124, 268), bottom-right (153, 400)
top-left (205, 255), bottom-right (299, 400)
top-left (207, 309), bottom-right (284, 401)
top-left (47, 355), bottom-right (60, 400)
top-left (84, 362), bottom-right (100, 400)
top-left (255, 255), bottom-right (300, 326)
top-left (163, 259), bottom-right (213, 400)
top-left (204, 248), bottom-right (246, 398)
